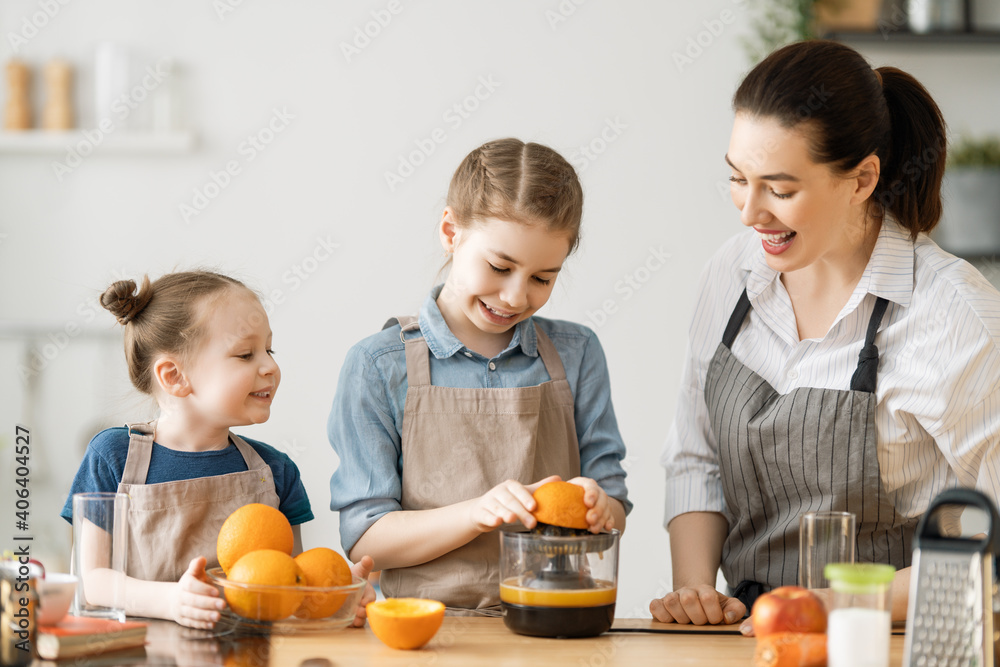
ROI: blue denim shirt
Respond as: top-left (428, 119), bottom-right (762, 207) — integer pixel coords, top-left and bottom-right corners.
top-left (328, 286), bottom-right (632, 554)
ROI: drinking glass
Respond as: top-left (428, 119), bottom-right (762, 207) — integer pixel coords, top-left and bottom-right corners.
top-left (798, 511), bottom-right (855, 589)
top-left (71, 492), bottom-right (129, 621)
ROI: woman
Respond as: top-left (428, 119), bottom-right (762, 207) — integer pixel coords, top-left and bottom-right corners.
top-left (651, 40), bottom-right (1000, 630)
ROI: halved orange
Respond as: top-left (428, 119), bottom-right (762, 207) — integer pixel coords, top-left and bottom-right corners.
top-left (366, 598), bottom-right (445, 650)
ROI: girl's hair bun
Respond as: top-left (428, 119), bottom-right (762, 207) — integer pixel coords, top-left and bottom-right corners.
top-left (101, 276), bottom-right (154, 325)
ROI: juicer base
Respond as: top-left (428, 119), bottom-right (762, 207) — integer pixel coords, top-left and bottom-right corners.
top-left (501, 602), bottom-right (615, 638)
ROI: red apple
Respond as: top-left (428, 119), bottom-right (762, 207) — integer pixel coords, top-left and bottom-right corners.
top-left (750, 586), bottom-right (827, 638)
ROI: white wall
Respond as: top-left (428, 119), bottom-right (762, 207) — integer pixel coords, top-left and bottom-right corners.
top-left (2, 1), bottom-right (998, 620)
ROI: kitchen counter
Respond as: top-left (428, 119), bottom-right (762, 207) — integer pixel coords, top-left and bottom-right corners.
top-left (107, 617), bottom-right (906, 666)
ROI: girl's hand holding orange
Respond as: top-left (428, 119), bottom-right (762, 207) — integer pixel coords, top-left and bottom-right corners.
top-left (567, 476), bottom-right (614, 533)
top-left (468, 475), bottom-right (561, 532)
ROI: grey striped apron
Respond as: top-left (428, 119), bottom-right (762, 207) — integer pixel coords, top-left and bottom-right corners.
top-left (705, 289), bottom-right (917, 611)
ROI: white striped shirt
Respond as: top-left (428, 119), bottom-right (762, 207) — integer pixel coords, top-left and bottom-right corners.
top-left (662, 218), bottom-right (1000, 527)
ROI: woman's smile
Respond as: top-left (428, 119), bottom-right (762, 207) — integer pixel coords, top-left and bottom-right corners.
top-left (755, 228), bottom-right (797, 254)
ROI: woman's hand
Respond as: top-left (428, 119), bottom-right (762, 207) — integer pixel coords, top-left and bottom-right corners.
top-left (649, 584), bottom-right (746, 626)
top-left (468, 475), bottom-right (561, 532)
top-left (349, 555), bottom-right (376, 628)
top-left (567, 476), bottom-right (614, 533)
top-left (169, 557), bottom-right (226, 629)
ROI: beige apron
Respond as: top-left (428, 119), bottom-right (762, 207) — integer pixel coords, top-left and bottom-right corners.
top-left (378, 316), bottom-right (581, 611)
top-left (117, 421), bottom-right (281, 583)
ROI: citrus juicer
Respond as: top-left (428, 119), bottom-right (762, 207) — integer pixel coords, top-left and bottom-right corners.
top-left (499, 526), bottom-right (620, 638)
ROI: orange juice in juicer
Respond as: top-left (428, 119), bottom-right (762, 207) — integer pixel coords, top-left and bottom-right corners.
top-left (499, 527), bottom-right (619, 638)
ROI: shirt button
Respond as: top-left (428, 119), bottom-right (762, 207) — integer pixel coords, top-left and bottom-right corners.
top-left (787, 369), bottom-right (799, 380)
top-left (489, 362), bottom-right (496, 371)
top-left (464, 351), bottom-right (472, 358)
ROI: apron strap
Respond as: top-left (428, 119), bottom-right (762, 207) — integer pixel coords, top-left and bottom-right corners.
top-left (121, 420), bottom-right (156, 485)
top-left (121, 421), bottom-right (268, 486)
top-left (384, 315), bottom-right (431, 387)
top-left (534, 324), bottom-right (567, 382)
top-left (721, 289), bottom-right (752, 350)
top-left (229, 432), bottom-right (270, 470)
top-left (383, 317), bottom-right (566, 386)
top-left (849, 296), bottom-right (889, 394)
top-left (723, 289), bottom-right (889, 393)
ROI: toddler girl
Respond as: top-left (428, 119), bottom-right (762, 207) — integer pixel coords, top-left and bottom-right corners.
top-left (63, 271), bottom-right (373, 628)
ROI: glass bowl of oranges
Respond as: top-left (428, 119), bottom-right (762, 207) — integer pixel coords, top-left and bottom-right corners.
top-left (207, 566), bottom-right (366, 634)
top-left (207, 547), bottom-right (366, 634)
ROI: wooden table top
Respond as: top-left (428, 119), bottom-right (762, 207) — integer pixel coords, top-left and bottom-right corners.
top-left (132, 617), bottom-right (907, 667)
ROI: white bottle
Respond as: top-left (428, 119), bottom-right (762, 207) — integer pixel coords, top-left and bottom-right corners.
top-left (824, 563), bottom-right (896, 667)
top-left (94, 42), bottom-right (129, 129)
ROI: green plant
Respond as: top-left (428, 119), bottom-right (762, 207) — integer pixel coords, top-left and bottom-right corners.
top-left (742, 0), bottom-right (845, 63)
top-left (949, 136), bottom-right (1000, 168)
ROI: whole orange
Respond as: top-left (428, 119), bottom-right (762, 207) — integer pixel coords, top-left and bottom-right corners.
top-left (531, 481), bottom-right (589, 530)
top-left (293, 547), bottom-right (353, 618)
top-left (225, 549), bottom-right (304, 621)
top-left (217, 504), bottom-right (294, 575)
top-left (366, 598), bottom-right (445, 650)
top-left (753, 632), bottom-right (828, 667)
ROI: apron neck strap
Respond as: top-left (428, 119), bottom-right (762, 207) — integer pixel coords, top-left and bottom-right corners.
top-left (121, 421), bottom-right (156, 485)
top-left (387, 316), bottom-right (567, 385)
top-left (120, 421), bottom-right (267, 485)
top-left (228, 432), bottom-right (269, 469)
top-left (849, 296), bottom-right (889, 393)
top-left (721, 289), bottom-right (752, 349)
top-left (387, 316), bottom-right (431, 387)
top-left (722, 289), bottom-right (890, 393)
top-left (534, 325), bottom-right (567, 381)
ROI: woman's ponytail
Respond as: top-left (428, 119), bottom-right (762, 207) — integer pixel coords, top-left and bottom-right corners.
top-left (872, 66), bottom-right (948, 237)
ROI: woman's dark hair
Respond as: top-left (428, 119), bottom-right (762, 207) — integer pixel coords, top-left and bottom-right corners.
top-left (733, 40), bottom-right (947, 238)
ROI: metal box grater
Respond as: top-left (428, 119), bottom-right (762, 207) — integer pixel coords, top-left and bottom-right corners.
top-left (904, 488), bottom-right (1000, 667)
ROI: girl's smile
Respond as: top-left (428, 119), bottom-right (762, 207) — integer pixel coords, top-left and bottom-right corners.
top-left (479, 299), bottom-right (519, 324)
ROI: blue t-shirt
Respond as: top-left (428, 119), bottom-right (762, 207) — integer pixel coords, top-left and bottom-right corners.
top-left (60, 427), bottom-right (314, 526)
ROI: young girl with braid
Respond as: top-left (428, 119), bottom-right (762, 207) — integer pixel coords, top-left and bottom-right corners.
top-left (328, 139), bottom-right (632, 612)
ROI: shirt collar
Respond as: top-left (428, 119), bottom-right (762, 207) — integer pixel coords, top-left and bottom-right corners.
top-left (417, 285), bottom-right (539, 359)
top-left (739, 218), bottom-right (914, 308)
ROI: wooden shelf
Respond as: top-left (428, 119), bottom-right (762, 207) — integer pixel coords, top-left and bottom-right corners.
top-left (0, 130), bottom-right (197, 155)
top-left (826, 29), bottom-right (1000, 45)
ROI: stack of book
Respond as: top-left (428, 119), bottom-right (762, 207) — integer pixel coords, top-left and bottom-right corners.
top-left (36, 616), bottom-right (147, 660)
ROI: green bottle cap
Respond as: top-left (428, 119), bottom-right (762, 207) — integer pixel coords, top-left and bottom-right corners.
top-left (824, 563), bottom-right (896, 593)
